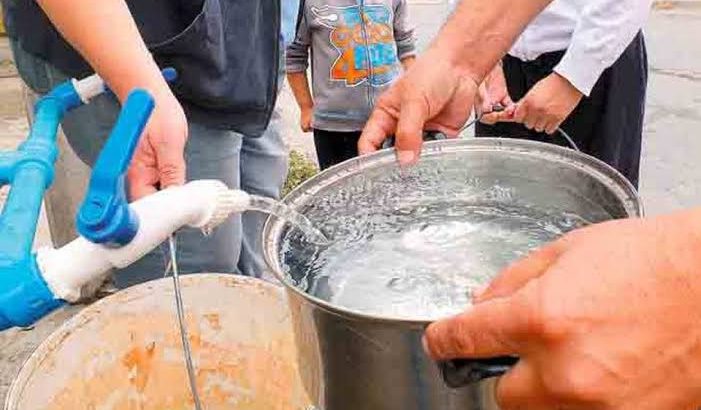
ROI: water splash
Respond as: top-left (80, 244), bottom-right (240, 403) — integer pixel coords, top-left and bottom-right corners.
top-left (248, 195), bottom-right (330, 245)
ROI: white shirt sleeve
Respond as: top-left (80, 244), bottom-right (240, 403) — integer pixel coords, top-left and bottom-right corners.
top-left (553, 0), bottom-right (652, 96)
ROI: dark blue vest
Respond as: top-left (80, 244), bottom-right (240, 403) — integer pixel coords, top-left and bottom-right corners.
top-left (3, 0), bottom-right (280, 136)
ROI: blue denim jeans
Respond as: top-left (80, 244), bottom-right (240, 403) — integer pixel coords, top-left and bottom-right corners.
top-left (11, 40), bottom-right (289, 288)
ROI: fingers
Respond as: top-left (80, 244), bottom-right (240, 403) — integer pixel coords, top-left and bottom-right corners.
top-left (533, 117), bottom-right (548, 133)
top-left (127, 163), bottom-right (159, 200)
top-left (513, 102), bottom-right (528, 126)
top-left (477, 84), bottom-right (491, 116)
top-left (127, 139), bottom-right (158, 200)
top-left (127, 120), bottom-right (186, 200)
top-left (544, 121), bottom-right (559, 135)
top-left (481, 107), bottom-right (516, 125)
top-left (498, 103), bottom-right (518, 123)
top-left (476, 241), bottom-right (564, 302)
top-left (480, 112), bottom-right (500, 125)
top-left (500, 94), bottom-right (515, 108)
top-left (513, 102), bottom-right (556, 133)
top-left (544, 115), bottom-right (566, 135)
top-left (424, 292), bottom-right (534, 360)
top-left (359, 105), bottom-right (398, 155)
top-left (496, 360), bottom-right (550, 410)
top-left (154, 134), bottom-right (186, 189)
top-left (394, 95), bottom-right (429, 165)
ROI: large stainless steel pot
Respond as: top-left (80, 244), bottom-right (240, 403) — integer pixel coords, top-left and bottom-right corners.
top-left (263, 138), bottom-right (642, 410)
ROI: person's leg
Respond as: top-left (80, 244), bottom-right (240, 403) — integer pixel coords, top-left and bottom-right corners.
top-left (238, 105), bottom-right (289, 279)
top-left (313, 129), bottom-right (362, 170)
top-left (338, 131), bottom-right (362, 163)
top-left (114, 124), bottom-right (244, 288)
top-left (587, 33), bottom-right (647, 187)
top-left (313, 129), bottom-right (345, 170)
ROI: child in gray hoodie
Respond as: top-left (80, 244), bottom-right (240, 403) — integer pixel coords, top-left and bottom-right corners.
top-left (286, 0), bottom-right (417, 169)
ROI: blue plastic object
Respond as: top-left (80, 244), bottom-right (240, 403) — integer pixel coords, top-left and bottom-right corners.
top-left (0, 81), bottom-right (83, 330)
top-left (0, 68), bottom-right (176, 331)
top-left (76, 90), bottom-right (155, 246)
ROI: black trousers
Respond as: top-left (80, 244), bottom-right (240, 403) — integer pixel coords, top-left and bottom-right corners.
top-left (313, 129), bottom-right (362, 170)
top-left (476, 32), bottom-right (648, 188)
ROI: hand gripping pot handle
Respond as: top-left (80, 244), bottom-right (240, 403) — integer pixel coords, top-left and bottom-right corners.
top-left (382, 104), bottom-right (580, 152)
top-left (438, 356), bottom-right (519, 388)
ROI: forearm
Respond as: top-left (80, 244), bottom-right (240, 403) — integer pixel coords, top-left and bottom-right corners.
top-left (37, 0), bottom-right (171, 102)
top-left (431, 0), bottom-right (552, 83)
top-left (286, 72), bottom-right (314, 109)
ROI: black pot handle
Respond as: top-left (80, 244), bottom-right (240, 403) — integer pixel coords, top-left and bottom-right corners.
top-left (438, 356), bottom-right (519, 388)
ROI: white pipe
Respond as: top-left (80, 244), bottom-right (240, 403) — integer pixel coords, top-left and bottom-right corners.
top-left (72, 74), bottom-right (106, 104)
top-left (36, 180), bottom-right (251, 302)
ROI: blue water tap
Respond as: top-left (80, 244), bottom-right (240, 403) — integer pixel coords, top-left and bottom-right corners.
top-left (76, 91), bottom-right (154, 246)
top-left (0, 69), bottom-right (175, 331)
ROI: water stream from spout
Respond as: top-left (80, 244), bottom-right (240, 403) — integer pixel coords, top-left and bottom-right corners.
top-left (165, 194), bottom-right (327, 409)
top-left (248, 195), bottom-right (330, 245)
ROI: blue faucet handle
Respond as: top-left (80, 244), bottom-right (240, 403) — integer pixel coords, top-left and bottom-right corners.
top-left (76, 90), bottom-right (155, 246)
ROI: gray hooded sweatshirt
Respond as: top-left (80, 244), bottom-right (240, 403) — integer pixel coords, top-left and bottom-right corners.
top-left (286, 0), bottom-right (417, 132)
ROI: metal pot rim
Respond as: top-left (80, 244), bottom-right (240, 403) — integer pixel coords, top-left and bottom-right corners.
top-left (263, 138), bottom-right (643, 325)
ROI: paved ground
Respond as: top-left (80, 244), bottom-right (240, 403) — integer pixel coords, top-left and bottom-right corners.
top-left (0, 2), bottom-right (700, 404)
top-left (640, 3), bottom-right (701, 213)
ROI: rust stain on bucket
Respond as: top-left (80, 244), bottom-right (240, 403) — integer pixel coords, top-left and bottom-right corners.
top-left (203, 313), bottom-right (222, 330)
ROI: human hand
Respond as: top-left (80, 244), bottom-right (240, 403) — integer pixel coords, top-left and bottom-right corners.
top-left (300, 105), bottom-right (313, 133)
top-left (424, 210), bottom-right (701, 410)
top-left (478, 64), bottom-right (515, 125)
top-left (358, 48), bottom-right (479, 164)
top-left (512, 72), bottom-right (582, 134)
top-left (127, 88), bottom-right (188, 200)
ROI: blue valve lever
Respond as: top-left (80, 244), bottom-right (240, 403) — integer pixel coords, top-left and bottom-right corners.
top-left (0, 68), bottom-right (175, 330)
top-left (76, 91), bottom-right (154, 246)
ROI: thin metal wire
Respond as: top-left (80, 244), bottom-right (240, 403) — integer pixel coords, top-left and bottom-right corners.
top-left (461, 106), bottom-right (581, 152)
top-left (555, 127), bottom-right (580, 152)
top-left (165, 235), bottom-right (204, 410)
top-left (383, 101), bottom-right (583, 152)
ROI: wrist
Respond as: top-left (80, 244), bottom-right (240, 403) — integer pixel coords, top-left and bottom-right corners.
top-left (423, 45), bottom-right (482, 96)
top-left (108, 58), bottom-right (174, 104)
top-left (431, 41), bottom-right (483, 87)
top-left (551, 72), bottom-right (584, 98)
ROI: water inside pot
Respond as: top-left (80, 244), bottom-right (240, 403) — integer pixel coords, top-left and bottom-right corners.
top-left (276, 140), bottom-right (639, 322)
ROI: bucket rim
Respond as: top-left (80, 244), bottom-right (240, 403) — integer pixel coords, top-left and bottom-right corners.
top-left (262, 138), bottom-right (643, 325)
